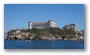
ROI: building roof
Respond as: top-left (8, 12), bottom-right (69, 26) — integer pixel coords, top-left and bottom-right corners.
top-left (48, 20), bottom-right (56, 23)
top-left (28, 20), bottom-right (56, 26)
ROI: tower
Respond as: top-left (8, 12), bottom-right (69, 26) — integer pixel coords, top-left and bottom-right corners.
top-left (28, 21), bottom-right (32, 29)
top-left (48, 20), bottom-right (56, 28)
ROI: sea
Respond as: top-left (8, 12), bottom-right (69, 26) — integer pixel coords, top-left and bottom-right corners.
top-left (4, 40), bottom-right (84, 49)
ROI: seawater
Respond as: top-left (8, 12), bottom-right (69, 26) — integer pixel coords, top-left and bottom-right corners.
top-left (4, 40), bottom-right (84, 49)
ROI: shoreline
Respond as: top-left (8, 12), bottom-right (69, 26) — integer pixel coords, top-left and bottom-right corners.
top-left (4, 39), bottom-right (84, 42)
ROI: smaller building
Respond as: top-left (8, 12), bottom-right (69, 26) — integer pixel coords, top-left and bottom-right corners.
top-left (79, 30), bottom-right (84, 38)
top-left (62, 23), bottom-right (78, 32)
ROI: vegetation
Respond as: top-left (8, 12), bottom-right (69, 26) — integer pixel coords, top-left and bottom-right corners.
top-left (7, 27), bottom-right (78, 40)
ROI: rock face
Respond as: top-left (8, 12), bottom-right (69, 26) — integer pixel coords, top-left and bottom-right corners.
top-left (7, 30), bottom-right (36, 40)
top-left (7, 27), bottom-right (82, 40)
top-left (7, 29), bottom-right (63, 40)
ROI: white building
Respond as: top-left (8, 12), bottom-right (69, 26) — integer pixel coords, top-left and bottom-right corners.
top-left (62, 23), bottom-right (78, 32)
top-left (28, 20), bottom-right (56, 29)
top-left (79, 30), bottom-right (84, 38)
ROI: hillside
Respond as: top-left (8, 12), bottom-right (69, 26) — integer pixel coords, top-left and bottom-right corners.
top-left (6, 27), bottom-right (78, 40)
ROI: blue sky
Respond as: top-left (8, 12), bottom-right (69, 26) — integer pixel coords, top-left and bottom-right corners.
top-left (4, 4), bottom-right (84, 32)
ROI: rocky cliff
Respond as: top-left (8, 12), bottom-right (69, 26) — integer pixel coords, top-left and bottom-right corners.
top-left (6, 27), bottom-right (78, 40)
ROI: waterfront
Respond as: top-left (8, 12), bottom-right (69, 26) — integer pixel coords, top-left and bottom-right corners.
top-left (4, 40), bottom-right (84, 49)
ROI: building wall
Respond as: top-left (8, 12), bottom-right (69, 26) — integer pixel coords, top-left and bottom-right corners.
top-left (80, 30), bottom-right (84, 37)
top-left (32, 24), bottom-right (46, 29)
top-left (62, 23), bottom-right (78, 32)
top-left (28, 20), bottom-right (56, 29)
top-left (49, 20), bottom-right (56, 27)
top-left (28, 21), bottom-right (32, 29)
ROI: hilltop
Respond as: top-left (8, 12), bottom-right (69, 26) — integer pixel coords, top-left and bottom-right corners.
top-left (6, 27), bottom-right (80, 40)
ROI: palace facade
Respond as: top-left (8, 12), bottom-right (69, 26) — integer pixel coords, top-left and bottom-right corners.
top-left (28, 20), bottom-right (56, 29)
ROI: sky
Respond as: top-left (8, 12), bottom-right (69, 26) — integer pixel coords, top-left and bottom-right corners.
top-left (4, 4), bottom-right (84, 32)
